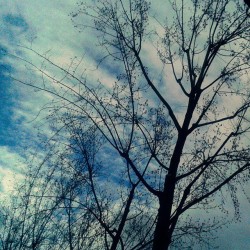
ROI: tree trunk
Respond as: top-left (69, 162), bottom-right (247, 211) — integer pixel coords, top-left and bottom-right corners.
top-left (152, 176), bottom-right (175, 250)
top-left (152, 132), bottom-right (188, 250)
top-left (152, 199), bottom-right (172, 249)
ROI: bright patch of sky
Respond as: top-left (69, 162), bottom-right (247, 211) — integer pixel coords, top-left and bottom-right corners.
top-left (0, 0), bottom-right (249, 249)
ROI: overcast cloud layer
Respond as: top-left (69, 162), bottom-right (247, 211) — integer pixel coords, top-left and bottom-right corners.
top-left (0, 1), bottom-right (249, 249)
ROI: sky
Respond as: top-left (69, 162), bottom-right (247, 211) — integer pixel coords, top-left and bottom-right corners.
top-left (0, 0), bottom-right (249, 249)
top-left (0, 0), bottom-right (78, 194)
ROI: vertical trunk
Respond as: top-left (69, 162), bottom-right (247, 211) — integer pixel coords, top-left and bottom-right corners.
top-left (152, 175), bottom-right (175, 250)
top-left (152, 91), bottom-right (198, 249)
top-left (152, 133), bottom-right (187, 250)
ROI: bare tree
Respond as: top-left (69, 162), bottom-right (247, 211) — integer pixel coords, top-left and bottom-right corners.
top-left (1, 114), bottom-right (154, 250)
top-left (6, 0), bottom-right (250, 249)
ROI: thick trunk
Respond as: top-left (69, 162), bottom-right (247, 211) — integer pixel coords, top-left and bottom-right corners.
top-left (152, 132), bottom-right (187, 250)
top-left (152, 92), bottom-right (198, 249)
top-left (152, 160), bottom-right (181, 249)
top-left (152, 191), bottom-right (174, 250)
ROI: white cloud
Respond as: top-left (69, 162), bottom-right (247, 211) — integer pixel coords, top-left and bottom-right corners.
top-left (0, 146), bottom-right (25, 195)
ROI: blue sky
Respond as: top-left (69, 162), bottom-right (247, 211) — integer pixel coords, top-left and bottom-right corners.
top-left (0, 1), bottom-right (78, 196)
top-left (0, 0), bottom-right (249, 249)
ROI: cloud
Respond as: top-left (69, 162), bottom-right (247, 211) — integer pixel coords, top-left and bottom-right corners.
top-left (0, 146), bottom-right (26, 195)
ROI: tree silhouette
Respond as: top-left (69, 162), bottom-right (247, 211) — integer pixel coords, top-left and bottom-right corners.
top-left (4, 0), bottom-right (250, 249)
top-left (244, 0), bottom-right (250, 8)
